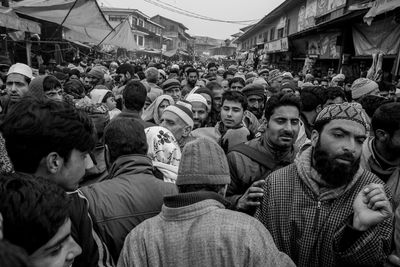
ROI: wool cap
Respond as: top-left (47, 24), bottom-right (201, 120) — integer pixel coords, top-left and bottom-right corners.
top-left (281, 81), bottom-right (296, 91)
top-left (7, 63), bottom-right (33, 80)
top-left (351, 78), bottom-right (379, 100)
top-left (282, 72), bottom-right (293, 79)
top-left (268, 69), bottom-right (282, 83)
top-left (163, 100), bottom-right (194, 128)
top-left (245, 71), bottom-right (257, 80)
top-left (242, 84), bottom-right (265, 98)
top-left (332, 73), bottom-right (345, 83)
top-left (162, 79), bottom-right (181, 92)
top-left (176, 138), bottom-right (231, 185)
top-left (315, 102), bottom-right (368, 131)
top-left (88, 67), bottom-right (104, 80)
top-left (258, 68), bottom-right (269, 75)
top-left (186, 93), bottom-right (208, 109)
top-left (253, 77), bottom-right (268, 86)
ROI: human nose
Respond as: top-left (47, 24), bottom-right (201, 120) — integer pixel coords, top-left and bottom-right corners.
top-left (193, 112), bottom-right (198, 119)
top-left (343, 138), bottom-right (356, 154)
top-left (67, 238), bottom-right (82, 260)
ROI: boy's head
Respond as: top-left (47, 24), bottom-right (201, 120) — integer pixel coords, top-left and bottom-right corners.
top-left (0, 174), bottom-right (81, 267)
top-left (220, 91), bottom-right (247, 128)
top-left (1, 97), bottom-right (96, 191)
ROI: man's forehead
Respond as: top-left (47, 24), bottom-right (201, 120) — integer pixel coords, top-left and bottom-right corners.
top-left (271, 105), bottom-right (299, 118)
top-left (6, 73), bottom-right (27, 82)
top-left (324, 119), bottom-right (366, 136)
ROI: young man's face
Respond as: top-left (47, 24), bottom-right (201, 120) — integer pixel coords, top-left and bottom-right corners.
top-left (221, 100), bottom-right (244, 128)
top-left (192, 102), bottom-right (208, 129)
top-left (53, 149), bottom-right (88, 191)
top-left (30, 219), bottom-right (82, 267)
top-left (265, 105), bottom-right (300, 149)
top-left (230, 82), bottom-right (244, 91)
top-left (208, 67), bottom-right (217, 76)
top-left (45, 87), bottom-right (64, 102)
top-left (106, 96), bottom-right (117, 111)
top-left (6, 73), bottom-right (29, 103)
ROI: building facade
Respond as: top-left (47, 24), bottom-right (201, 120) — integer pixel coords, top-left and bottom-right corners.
top-left (234, 0), bottom-right (400, 79)
top-left (150, 15), bottom-right (193, 53)
top-left (101, 7), bottom-right (166, 51)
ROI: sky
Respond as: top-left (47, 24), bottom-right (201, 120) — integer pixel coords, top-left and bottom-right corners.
top-left (97, 0), bottom-right (285, 40)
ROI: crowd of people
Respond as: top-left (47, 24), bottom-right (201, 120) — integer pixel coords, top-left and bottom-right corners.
top-left (0, 56), bottom-right (400, 267)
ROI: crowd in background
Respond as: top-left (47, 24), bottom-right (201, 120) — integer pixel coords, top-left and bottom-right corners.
top-left (0, 55), bottom-right (400, 267)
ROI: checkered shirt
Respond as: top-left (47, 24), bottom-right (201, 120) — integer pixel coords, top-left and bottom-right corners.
top-left (254, 163), bottom-right (393, 267)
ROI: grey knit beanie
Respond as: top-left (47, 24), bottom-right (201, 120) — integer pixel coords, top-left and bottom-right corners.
top-left (176, 138), bottom-right (231, 185)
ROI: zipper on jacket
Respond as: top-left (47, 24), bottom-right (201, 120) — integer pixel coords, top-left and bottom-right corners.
top-left (313, 201), bottom-right (322, 230)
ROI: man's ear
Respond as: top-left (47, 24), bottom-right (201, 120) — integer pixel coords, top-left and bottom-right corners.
top-left (182, 125), bottom-right (192, 137)
top-left (45, 152), bottom-right (63, 174)
top-left (315, 104), bottom-right (322, 114)
top-left (375, 129), bottom-right (388, 142)
top-left (125, 72), bottom-right (131, 80)
top-left (310, 129), bottom-right (319, 147)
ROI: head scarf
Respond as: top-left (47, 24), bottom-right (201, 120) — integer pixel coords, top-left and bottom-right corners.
top-left (145, 126), bottom-right (181, 183)
top-left (142, 95), bottom-right (174, 124)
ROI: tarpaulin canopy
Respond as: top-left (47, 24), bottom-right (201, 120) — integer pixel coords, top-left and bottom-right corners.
top-left (0, 6), bottom-right (41, 34)
top-left (353, 18), bottom-right (400, 55)
top-left (12, 0), bottom-right (139, 51)
top-left (364, 0), bottom-right (400, 25)
top-left (12, 0), bottom-right (111, 30)
top-left (65, 19), bottom-right (139, 51)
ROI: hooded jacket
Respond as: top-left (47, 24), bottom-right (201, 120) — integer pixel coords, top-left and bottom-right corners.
top-left (79, 154), bottom-right (177, 262)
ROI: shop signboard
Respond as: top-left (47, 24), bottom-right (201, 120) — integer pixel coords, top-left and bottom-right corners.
top-left (265, 37), bottom-right (289, 53)
top-left (306, 33), bottom-right (340, 59)
top-left (317, 0), bottom-right (346, 17)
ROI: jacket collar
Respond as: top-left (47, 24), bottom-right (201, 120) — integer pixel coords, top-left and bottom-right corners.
top-left (164, 191), bottom-right (230, 208)
top-left (108, 154), bottom-right (154, 178)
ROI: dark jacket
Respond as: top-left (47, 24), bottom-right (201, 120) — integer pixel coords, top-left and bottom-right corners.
top-left (226, 135), bottom-right (296, 207)
top-left (80, 154), bottom-right (178, 262)
top-left (114, 108), bottom-right (155, 129)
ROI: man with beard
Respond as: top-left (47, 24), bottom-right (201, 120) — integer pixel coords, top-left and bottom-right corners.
top-left (186, 93), bottom-right (209, 130)
top-left (182, 68), bottom-right (198, 96)
top-left (255, 102), bottom-right (393, 267)
top-left (242, 84), bottom-right (265, 121)
top-left (361, 102), bottom-right (400, 208)
top-left (226, 93), bottom-right (301, 213)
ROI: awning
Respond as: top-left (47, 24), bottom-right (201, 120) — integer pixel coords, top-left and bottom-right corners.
top-left (12, 0), bottom-right (111, 30)
top-left (364, 0), bottom-right (400, 25)
top-left (13, 0), bottom-right (139, 51)
top-left (0, 6), bottom-right (40, 34)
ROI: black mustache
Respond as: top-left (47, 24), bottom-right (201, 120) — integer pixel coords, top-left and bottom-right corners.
top-left (335, 153), bottom-right (355, 162)
top-left (279, 132), bottom-right (294, 138)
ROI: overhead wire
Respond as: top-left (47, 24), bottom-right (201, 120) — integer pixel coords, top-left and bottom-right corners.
top-left (143, 0), bottom-right (260, 25)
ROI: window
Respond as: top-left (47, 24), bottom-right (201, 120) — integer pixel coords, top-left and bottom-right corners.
top-left (258, 34), bottom-right (262, 39)
top-left (138, 36), bottom-right (144, 46)
top-left (138, 19), bottom-right (144, 27)
top-left (109, 15), bottom-right (125, 22)
top-left (264, 32), bottom-right (268, 42)
top-left (286, 19), bottom-right (291, 35)
top-left (132, 17), bottom-right (137, 26)
top-left (134, 35), bottom-right (137, 42)
top-left (277, 28), bottom-right (284, 38)
top-left (169, 25), bottom-right (175, 31)
top-left (270, 28), bottom-right (275, 40)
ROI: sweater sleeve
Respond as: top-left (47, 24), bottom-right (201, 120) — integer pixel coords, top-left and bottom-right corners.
top-left (333, 209), bottom-right (393, 266)
top-left (117, 230), bottom-right (147, 267)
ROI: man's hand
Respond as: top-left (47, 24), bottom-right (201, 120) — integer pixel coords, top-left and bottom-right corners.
top-left (236, 180), bottom-right (266, 211)
top-left (353, 183), bottom-right (392, 231)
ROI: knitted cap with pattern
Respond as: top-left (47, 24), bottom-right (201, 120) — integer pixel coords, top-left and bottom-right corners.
top-left (315, 102), bottom-right (368, 130)
top-left (176, 138), bottom-right (231, 185)
top-left (163, 100), bottom-right (194, 128)
top-left (162, 79), bottom-right (181, 92)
